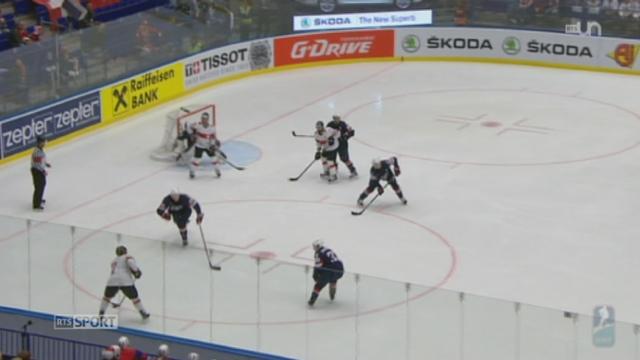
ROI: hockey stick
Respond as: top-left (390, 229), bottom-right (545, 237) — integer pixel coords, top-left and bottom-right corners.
top-left (111, 294), bottom-right (126, 308)
top-left (217, 150), bottom-right (245, 171)
top-left (288, 158), bottom-right (317, 181)
top-left (351, 184), bottom-right (390, 216)
top-left (291, 131), bottom-right (314, 138)
top-left (198, 224), bottom-right (222, 271)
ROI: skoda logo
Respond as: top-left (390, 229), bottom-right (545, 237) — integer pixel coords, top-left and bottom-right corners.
top-left (502, 36), bottom-right (521, 55)
top-left (301, 18), bottom-right (311, 28)
top-left (402, 35), bottom-right (420, 53)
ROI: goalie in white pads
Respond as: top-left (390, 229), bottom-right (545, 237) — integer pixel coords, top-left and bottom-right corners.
top-left (187, 112), bottom-right (223, 179)
top-left (314, 121), bottom-right (340, 183)
top-left (99, 245), bottom-right (150, 320)
top-left (157, 189), bottom-right (204, 246)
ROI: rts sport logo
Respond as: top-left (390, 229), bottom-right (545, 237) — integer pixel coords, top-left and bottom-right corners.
top-left (608, 43), bottom-right (640, 68)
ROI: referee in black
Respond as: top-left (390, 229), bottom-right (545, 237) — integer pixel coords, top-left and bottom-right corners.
top-left (31, 136), bottom-right (51, 210)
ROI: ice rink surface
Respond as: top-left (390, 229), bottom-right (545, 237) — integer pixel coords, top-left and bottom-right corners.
top-left (1, 61), bottom-right (640, 358)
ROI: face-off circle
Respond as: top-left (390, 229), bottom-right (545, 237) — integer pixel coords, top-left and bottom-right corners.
top-left (345, 89), bottom-right (640, 166)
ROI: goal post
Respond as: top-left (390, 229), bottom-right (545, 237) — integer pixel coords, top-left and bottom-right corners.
top-left (150, 104), bottom-right (216, 162)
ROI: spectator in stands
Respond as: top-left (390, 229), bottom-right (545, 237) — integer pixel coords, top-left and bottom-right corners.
top-left (237, 0), bottom-right (254, 41)
top-left (601, 0), bottom-right (619, 14)
top-left (586, 0), bottom-right (602, 14)
top-left (136, 19), bottom-right (162, 53)
top-left (8, 48), bottom-right (28, 104)
top-left (619, 0), bottom-right (632, 16)
top-left (0, 17), bottom-right (10, 34)
top-left (79, 2), bottom-right (96, 28)
top-left (117, 336), bottom-right (147, 360)
top-left (631, 0), bottom-right (640, 17)
top-left (60, 46), bottom-right (80, 82)
top-left (156, 344), bottom-right (170, 360)
top-left (101, 345), bottom-right (121, 360)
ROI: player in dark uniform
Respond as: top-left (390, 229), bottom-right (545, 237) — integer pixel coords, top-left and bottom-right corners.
top-left (156, 189), bottom-right (204, 246)
top-left (326, 115), bottom-right (358, 178)
top-left (357, 157), bottom-right (407, 206)
top-left (308, 240), bottom-right (344, 307)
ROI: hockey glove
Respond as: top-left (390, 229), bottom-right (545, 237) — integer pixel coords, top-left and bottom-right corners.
top-left (161, 212), bottom-right (171, 221)
top-left (394, 167), bottom-right (401, 177)
top-left (133, 270), bottom-right (142, 279)
top-left (377, 186), bottom-right (385, 195)
top-left (314, 151), bottom-right (321, 160)
top-left (196, 213), bottom-right (204, 224)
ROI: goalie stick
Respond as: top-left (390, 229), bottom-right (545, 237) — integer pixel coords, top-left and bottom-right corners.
top-left (351, 184), bottom-right (390, 216)
top-left (217, 150), bottom-right (245, 170)
top-left (291, 131), bottom-right (314, 138)
top-left (288, 158), bottom-right (317, 181)
top-left (198, 224), bottom-right (222, 271)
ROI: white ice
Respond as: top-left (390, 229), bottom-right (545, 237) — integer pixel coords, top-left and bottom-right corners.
top-left (1, 61), bottom-right (639, 360)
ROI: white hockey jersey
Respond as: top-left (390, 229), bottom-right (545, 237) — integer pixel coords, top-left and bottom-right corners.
top-left (106, 255), bottom-right (139, 287)
top-left (315, 127), bottom-right (339, 152)
top-left (190, 123), bottom-right (218, 149)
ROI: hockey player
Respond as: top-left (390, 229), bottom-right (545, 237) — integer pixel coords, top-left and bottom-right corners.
top-left (314, 121), bottom-right (340, 182)
top-left (99, 246), bottom-right (150, 320)
top-left (156, 189), bottom-right (204, 246)
top-left (188, 112), bottom-right (222, 178)
top-left (308, 240), bottom-right (344, 307)
top-left (357, 157), bottom-right (407, 206)
top-left (327, 115), bottom-right (358, 178)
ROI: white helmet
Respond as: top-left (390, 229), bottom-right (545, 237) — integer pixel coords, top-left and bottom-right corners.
top-left (170, 188), bottom-right (180, 201)
top-left (158, 344), bottom-right (169, 356)
top-left (188, 352), bottom-right (200, 360)
top-left (117, 336), bottom-right (129, 348)
top-left (372, 158), bottom-right (382, 168)
top-left (312, 239), bottom-right (324, 250)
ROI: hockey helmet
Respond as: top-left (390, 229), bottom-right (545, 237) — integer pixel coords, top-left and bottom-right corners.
top-left (170, 188), bottom-right (180, 201)
top-left (36, 135), bottom-right (46, 144)
top-left (372, 158), bottom-right (382, 169)
top-left (312, 239), bottom-right (324, 250)
top-left (315, 121), bottom-right (324, 131)
top-left (117, 336), bottom-right (129, 347)
top-left (331, 114), bottom-right (341, 122)
top-left (115, 245), bottom-right (127, 256)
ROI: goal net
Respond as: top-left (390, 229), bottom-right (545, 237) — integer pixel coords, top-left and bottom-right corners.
top-left (150, 104), bottom-right (216, 162)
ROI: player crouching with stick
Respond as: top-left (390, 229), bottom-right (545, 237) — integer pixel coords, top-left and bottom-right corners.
top-left (157, 189), bottom-right (204, 246)
top-left (357, 157), bottom-right (407, 207)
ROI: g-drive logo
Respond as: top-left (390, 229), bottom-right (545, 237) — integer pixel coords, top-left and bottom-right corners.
top-left (54, 314), bottom-right (118, 330)
top-left (1, 92), bottom-right (101, 157)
